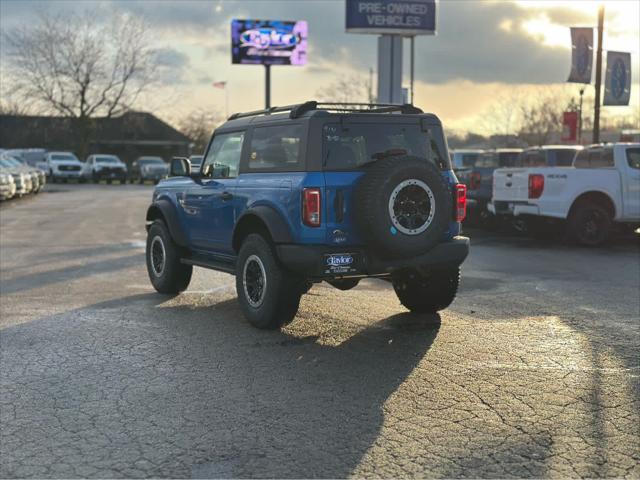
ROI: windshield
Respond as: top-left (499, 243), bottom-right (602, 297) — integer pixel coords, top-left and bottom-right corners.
top-left (1, 157), bottom-right (21, 167)
top-left (323, 123), bottom-right (449, 170)
top-left (51, 153), bottom-right (78, 162)
top-left (474, 153), bottom-right (498, 168)
top-left (0, 159), bottom-right (16, 168)
top-left (96, 156), bottom-right (120, 164)
top-left (461, 153), bottom-right (481, 167)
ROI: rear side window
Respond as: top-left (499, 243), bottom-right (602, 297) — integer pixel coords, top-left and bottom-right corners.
top-left (323, 123), bottom-right (448, 170)
top-left (627, 148), bottom-right (640, 169)
top-left (554, 149), bottom-right (577, 166)
top-left (517, 151), bottom-right (546, 167)
top-left (574, 148), bottom-right (614, 168)
top-left (249, 124), bottom-right (302, 170)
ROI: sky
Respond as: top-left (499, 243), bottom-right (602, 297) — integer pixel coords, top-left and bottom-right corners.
top-left (1, 0), bottom-right (639, 135)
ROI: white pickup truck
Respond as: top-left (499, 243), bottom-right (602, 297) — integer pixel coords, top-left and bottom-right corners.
top-left (488, 143), bottom-right (640, 245)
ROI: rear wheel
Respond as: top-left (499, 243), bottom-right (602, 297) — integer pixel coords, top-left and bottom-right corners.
top-left (567, 201), bottom-right (612, 246)
top-left (146, 220), bottom-right (192, 294)
top-left (393, 268), bottom-right (460, 313)
top-left (236, 234), bottom-right (301, 329)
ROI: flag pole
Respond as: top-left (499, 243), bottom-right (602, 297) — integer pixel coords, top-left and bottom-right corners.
top-left (593, 4), bottom-right (605, 144)
top-left (225, 86), bottom-right (229, 119)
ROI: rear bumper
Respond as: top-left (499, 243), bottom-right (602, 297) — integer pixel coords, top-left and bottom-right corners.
top-left (276, 237), bottom-right (470, 279)
top-left (488, 201), bottom-right (540, 217)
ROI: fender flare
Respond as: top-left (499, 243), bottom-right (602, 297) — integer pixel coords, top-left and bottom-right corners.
top-left (233, 205), bottom-right (294, 251)
top-left (146, 199), bottom-right (188, 246)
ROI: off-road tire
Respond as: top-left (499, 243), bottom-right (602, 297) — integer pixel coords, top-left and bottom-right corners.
top-left (236, 234), bottom-right (302, 329)
top-left (354, 156), bottom-right (452, 259)
top-left (146, 220), bottom-right (192, 294)
top-left (393, 267), bottom-right (460, 313)
top-left (567, 201), bottom-right (612, 246)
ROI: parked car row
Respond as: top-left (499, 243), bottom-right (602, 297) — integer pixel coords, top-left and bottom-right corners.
top-left (30, 151), bottom-right (170, 184)
top-left (451, 143), bottom-right (640, 245)
top-left (0, 152), bottom-right (46, 201)
top-left (489, 143), bottom-right (640, 246)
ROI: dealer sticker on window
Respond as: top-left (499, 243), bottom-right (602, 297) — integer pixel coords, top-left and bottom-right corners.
top-left (324, 253), bottom-right (358, 275)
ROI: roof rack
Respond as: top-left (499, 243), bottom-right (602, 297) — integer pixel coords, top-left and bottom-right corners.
top-left (227, 101), bottom-right (423, 120)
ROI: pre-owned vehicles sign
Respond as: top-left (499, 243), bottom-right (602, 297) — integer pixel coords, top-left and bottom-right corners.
top-left (346, 0), bottom-right (436, 36)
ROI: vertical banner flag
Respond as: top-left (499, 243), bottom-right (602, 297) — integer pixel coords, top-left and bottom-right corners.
top-left (567, 27), bottom-right (593, 84)
top-left (561, 111), bottom-right (578, 142)
top-left (603, 51), bottom-right (631, 106)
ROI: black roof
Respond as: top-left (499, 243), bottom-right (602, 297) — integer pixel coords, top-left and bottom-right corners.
top-left (220, 101), bottom-right (440, 131)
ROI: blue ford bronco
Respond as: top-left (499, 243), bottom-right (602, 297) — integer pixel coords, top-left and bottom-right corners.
top-left (145, 102), bottom-right (469, 329)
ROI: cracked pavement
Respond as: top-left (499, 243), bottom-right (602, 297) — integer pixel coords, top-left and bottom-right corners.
top-left (1, 184), bottom-right (639, 478)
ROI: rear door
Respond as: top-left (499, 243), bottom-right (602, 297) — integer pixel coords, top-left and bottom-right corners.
top-left (492, 168), bottom-right (530, 202)
top-left (321, 120), bottom-right (450, 246)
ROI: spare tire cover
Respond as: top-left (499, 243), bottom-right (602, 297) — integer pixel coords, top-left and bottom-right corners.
top-left (354, 155), bottom-right (452, 259)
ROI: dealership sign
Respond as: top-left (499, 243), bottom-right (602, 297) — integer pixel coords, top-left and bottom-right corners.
top-left (346, 0), bottom-right (436, 36)
top-left (231, 19), bottom-right (308, 66)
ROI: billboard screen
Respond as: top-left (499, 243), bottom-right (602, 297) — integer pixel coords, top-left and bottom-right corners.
top-left (231, 19), bottom-right (308, 66)
top-left (346, 0), bottom-right (436, 36)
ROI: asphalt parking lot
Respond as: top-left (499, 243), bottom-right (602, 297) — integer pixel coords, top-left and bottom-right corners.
top-left (1, 184), bottom-right (638, 479)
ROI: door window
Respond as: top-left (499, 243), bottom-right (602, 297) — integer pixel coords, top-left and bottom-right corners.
top-left (202, 131), bottom-right (245, 179)
top-left (626, 148), bottom-right (640, 169)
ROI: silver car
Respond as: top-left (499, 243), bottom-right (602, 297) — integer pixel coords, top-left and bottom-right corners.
top-left (0, 169), bottom-right (17, 200)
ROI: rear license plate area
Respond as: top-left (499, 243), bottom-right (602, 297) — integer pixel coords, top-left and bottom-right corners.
top-left (323, 253), bottom-right (360, 275)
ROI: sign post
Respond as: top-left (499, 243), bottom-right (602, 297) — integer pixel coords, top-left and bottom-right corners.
top-left (345, 0), bottom-right (436, 104)
top-left (593, 5), bottom-right (604, 144)
top-left (231, 19), bottom-right (308, 109)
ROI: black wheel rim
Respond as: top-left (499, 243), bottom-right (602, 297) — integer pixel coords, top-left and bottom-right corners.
top-left (150, 236), bottom-right (165, 277)
top-left (243, 255), bottom-right (267, 308)
top-left (580, 209), bottom-right (606, 243)
top-left (389, 179), bottom-right (435, 235)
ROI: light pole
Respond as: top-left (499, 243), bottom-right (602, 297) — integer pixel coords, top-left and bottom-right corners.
top-left (593, 4), bottom-right (604, 143)
top-left (578, 87), bottom-right (585, 144)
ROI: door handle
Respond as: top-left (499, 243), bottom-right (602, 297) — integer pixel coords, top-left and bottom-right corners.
top-left (220, 191), bottom-right (233, 201)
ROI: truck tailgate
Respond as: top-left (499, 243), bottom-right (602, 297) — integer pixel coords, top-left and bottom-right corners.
top-left (493, 168), bottom-right (530, 202)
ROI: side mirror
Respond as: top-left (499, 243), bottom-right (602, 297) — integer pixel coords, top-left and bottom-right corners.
top-left (170, 157), bottom-right (190, 177)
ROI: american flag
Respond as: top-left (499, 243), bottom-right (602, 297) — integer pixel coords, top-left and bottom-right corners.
top-left (212, 81), bottom-right (227, 89)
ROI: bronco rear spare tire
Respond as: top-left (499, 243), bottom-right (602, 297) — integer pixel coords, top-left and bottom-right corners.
top-left (354, 156), bottom-right (452, 259)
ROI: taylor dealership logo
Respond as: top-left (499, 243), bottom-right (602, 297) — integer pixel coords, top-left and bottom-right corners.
top-left (326, 254), bottom-right (354, 267)
top-left (239, 28), bottom-right (302, 50)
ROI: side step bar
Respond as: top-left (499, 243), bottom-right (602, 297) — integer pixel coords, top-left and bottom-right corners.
top-left (181, 256), bottom-right (236, 274)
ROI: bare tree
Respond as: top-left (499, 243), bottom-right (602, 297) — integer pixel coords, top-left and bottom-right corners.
top-left (315, 75), bottom-right (372, 104)
top-left (481, 88), bottom-right (521, 139)
top-left (517, 89), bottom-right (572, 146)
top-left (2, 12), bottom-right (155, 154)
top-left (178, 109), bottom-right (225, 154)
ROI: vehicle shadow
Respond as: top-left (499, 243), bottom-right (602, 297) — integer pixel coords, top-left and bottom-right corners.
top-left (0, 292), bottom-right (441, 478)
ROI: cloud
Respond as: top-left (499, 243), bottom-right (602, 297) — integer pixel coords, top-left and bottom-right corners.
top-left (152, 47), bottom-right (191, 85)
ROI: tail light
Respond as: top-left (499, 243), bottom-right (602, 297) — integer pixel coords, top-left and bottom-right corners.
top-left (455, 184), bottom-right (467, 222)
top-left (302, 187), bottom-right (321, 227)
top-left (528, 174), bottom-right (544, 199)
top-left (469, 172), bottom-right (481, 190)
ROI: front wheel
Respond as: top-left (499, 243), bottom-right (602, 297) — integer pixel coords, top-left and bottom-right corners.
top-left (236, 234), bottom-right (301, 329)
top-left (393, 267), bottom-right (460, 313)
top-left (146, 220), bottom-right (192, 294)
